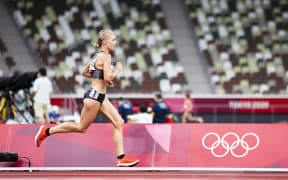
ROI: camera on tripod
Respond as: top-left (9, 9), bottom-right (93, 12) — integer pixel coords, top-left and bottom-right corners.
top-left (0, 71), bottom-right (37, 124)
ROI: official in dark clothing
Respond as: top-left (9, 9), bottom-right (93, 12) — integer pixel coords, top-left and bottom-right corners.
top-left (152, 93), bottom-right (170, 123)
top-left (118, 97), bottom-right (133, 123)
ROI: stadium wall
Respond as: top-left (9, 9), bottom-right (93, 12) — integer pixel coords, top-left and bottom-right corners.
top-left (1, 124), bottom-right (288, 168)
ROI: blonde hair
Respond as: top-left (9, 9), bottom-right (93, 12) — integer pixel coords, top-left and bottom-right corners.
top-left (92, 29), bottom-right (114, 48)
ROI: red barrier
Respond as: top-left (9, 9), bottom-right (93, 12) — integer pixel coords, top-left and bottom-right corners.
top-left (165, 98), bottom-right (288, 114)
top-left (1, 124), bottom-right (288, 168)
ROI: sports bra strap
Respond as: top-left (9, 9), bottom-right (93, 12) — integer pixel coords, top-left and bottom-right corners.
top-left (89, 51), bottom-right (104, 80)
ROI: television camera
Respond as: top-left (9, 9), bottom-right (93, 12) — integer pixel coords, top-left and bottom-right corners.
top-left (0, 71), bottom-right (37, 124)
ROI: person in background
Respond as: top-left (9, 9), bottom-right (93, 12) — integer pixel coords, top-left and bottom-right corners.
top-left (49, 105), bottom-right (61, 123)
top-left (181, 93), bottom-right (203, 123)
top-left (118, 97), bottom-right (133, 123)
top-left (31, 68), bottom-right (53, 124)
top-left (127, 104), bottom-right (153, 123)
top-left (152, 93), bottom-right (170, 123)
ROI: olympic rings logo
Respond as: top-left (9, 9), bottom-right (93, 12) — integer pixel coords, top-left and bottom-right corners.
top-left (202, 132), bottom-right (259, 158)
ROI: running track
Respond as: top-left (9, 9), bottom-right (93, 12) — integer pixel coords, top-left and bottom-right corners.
top-left (1, 168), bottom-right (288, 180)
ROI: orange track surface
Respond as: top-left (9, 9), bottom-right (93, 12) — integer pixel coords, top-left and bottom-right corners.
top-left (1, 171), bottom-right (288, 180)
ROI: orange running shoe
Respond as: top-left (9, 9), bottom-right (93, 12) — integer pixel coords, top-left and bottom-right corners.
top-left (117, 156), bottom-right (139, 167)
top-left (35, 125), bottom-right (48, 147)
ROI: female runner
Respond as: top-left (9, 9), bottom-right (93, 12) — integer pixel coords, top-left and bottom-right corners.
top-left (181, 93), bottom-right (203, 123)
top-left (35, 29), bottom-right (139, 167)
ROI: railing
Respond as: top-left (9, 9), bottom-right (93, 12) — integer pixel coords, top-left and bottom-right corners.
top-left (50, 96), bottom-right (288, 123)
top-left (187, 104), bottom-right (288, 123)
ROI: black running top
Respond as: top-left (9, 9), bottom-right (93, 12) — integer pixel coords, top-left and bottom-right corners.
top-left (89, 51), bottom-right (104, 80)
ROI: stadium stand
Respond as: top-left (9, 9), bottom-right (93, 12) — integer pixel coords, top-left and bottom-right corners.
top-left (185, 0), bottom-right (288, 94)
top-left (7, 0), bottom-right (187, 94)
top-left (0, 37), bottom-right (16, 71)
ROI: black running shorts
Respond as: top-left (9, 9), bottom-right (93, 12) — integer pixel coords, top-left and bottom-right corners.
top-left (83, 88), bottom-right (105, 104)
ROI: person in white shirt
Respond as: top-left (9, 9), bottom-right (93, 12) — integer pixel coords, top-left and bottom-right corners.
top-left (31, 68), bottom-right (53, 124)
top-left (127, 104), bottom-right (153, 124)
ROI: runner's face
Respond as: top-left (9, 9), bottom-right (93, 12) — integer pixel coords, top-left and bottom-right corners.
top-left (104, 33), bottom-right (116, 51)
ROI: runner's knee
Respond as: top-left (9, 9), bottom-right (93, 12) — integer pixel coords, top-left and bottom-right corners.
top-left (77, 125), bottom-right (88, 133)
top-left (114, 119), bottom-right (124, 129)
